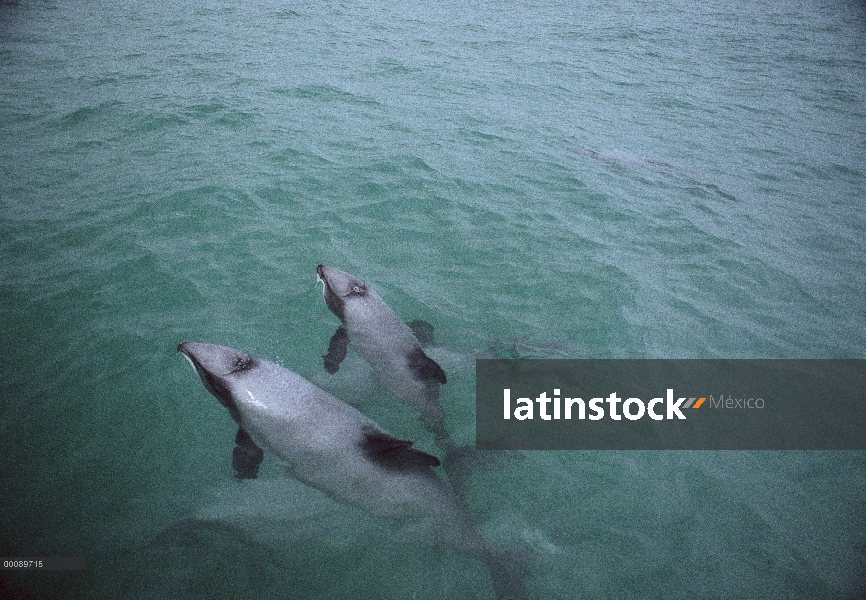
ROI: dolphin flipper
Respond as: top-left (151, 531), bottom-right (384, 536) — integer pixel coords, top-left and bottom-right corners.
top-left (322, 325), bottom-right (349, 374)
top-left (232, 427), bottom-right (264, 479)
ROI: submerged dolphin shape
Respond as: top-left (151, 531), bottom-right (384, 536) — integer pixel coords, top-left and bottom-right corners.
top-left (178, 342), bottom-right (526, 599)
top-left (574, 146), bottom-right (738, 201)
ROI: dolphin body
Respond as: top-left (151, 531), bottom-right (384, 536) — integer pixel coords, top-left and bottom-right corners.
top-left (315, 265), bottom-right (484, 497)
top-left (178, 342), bottom-right (525, 599)
top-left (574, 146), bottom-right (738, 201)
top-left (315, 265), bottom-right (451, 442)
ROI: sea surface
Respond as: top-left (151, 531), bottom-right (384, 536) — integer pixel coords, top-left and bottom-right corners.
top-left (2, 0), bottom-right (865, 598)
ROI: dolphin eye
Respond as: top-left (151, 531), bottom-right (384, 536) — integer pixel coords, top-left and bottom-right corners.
top-left (350, 284), bottom-right (366, 296)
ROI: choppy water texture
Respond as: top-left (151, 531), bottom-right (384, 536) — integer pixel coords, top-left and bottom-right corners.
top-left (2, 0), bottom-right (865, 598)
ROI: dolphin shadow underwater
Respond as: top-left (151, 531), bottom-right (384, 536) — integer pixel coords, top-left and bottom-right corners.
top-left (572, 146), bottom-right (739, 202)
top-left (178, 342), bottom-right (528, 600)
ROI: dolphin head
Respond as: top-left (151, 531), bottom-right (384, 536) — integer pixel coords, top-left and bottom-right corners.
top-left (178, 342), bottom-right (258, 421)
top-left (316, 264), bottom-right (374, 321)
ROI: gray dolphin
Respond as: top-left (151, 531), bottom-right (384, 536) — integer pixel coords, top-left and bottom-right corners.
top-left (315, 265), bottom-right (450, 440)
top-left (315, 265), bottom-right (486, 497)
top-left (178, 342), bottom-right (526, 599)
top-left (574, 146), bottom-right (738, 201)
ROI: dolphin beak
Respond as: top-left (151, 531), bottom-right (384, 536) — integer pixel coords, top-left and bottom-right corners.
top-left (178, 342), bottom-right (200, 373)
top-left (176, 342), bottom-right (236, 413)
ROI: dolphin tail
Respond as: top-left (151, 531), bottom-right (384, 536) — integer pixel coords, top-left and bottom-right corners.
top-left (441, 442), bottom-right (522, 500)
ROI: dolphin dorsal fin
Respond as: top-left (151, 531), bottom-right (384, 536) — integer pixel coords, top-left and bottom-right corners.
top-left (360, 430), bottom-right (441, 472)
top-left (407, 347), bottom-right (447, 384)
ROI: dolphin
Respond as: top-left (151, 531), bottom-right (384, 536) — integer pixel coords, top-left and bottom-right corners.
top-left (573, 146), bottom-right (738, 201)
top-left (315, 265), bottom-right (451, 442)
top-left (315, 265), bottom-right (485, 497)
top-left (178, 342), bottom-right (526, 599)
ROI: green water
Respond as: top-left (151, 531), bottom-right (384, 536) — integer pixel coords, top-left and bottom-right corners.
top-left (1, 0), bottom-right (865, 598)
